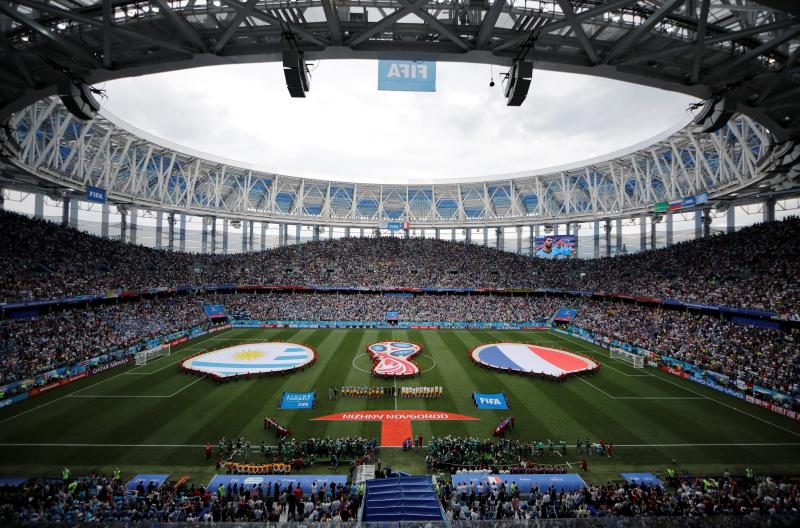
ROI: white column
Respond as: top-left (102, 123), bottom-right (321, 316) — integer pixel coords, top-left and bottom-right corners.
top-left (593, 220), bottom-right (600, 258)
top-left (69, 198), bottom-right (79, 228)
top-left (34, 193), bottom-right (44, 219)
top-left (763, 198), bottom-right (776, 223)
top-left (155, 211), bottom-right (163, 249)
top-left (726, 207), bottom-right (735, 234)
top-left (61, 195), bottom-right (70, 226)
top-left (128, 207), bottom-right (137, 244)
top-left (101, 203), bottom-right (109, 238)
top-left (179, 214), bottom-right (187, 252)
top-left (639, 214), bottom-right (647, 251)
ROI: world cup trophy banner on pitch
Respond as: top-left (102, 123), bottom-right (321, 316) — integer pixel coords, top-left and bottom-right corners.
top-left (367, 341), bottom-right (422, 377)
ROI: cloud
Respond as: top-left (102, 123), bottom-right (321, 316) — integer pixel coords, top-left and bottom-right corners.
top-left (100, 61), bottom-right (694, 182)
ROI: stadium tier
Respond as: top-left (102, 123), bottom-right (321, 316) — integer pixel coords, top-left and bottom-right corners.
top-left (1, 223), bottom-right (799, 526)
top-left (1, 210), bottom-right (799, 318)
top-left (2, 0), bottom-right (800, 520)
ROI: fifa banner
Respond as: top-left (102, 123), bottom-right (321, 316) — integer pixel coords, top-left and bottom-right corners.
top-left (534, 235), bottom-right (576, 258)
top-left (279, 391), bottom-right (316, 409)
top-left (85, 186), bottom-right (106, 204)
top-left (380, 221), bottom-right (411, 231)
top-left (202, 304), bottom-right (228, 319)
top-left (473, 392), bottom-right (509, 410)
top-left (378, 60), bottom-right (436, 92)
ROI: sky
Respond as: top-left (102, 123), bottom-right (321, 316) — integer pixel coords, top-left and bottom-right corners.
top-left (100, 60), bottom-right (697, 183)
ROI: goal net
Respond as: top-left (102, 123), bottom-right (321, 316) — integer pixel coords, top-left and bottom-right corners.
top-left (609, 347), bottom-right (644, 368)
top-left (134, 344), bottom-right (170, 366)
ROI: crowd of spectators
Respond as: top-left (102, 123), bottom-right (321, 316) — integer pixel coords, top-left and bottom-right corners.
top-left (1, 290), bottom-right (798, 398)
top-left (1, 471), bottom-right (797, 523)
top-left (0, 473), bottom-right (361, 523)
top-left (223, 292), bottom-right (564, 323)
top-left (0, 297), bottom-right (208, 386)
top-left (574, 303), bottom-right (800, 398)
top-left (442, 474), bottom-right (800, 520)
top-left (2, 210), bottom-right (798, 317)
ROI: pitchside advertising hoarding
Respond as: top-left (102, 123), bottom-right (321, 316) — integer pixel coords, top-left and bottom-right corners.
top-left (534, 235), bottom-right (576, 258)
top-left (378, 60), bottom-right (436, 92)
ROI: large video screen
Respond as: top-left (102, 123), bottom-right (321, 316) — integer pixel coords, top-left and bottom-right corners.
top-left (534, 235), bottom-right (576, 258)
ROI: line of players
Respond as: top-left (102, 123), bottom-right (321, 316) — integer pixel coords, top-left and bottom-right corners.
top-left (328, 386), bottom-right (443, 399)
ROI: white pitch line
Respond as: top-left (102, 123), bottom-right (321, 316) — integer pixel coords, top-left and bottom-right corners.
top-left (68, 394), bottom-right (168, 398)
top-left (0, 369), bottom-right (132, 425)
top-left (69, 376), bottom-right (208, 399)
top-left (554, 332), bottom-right (800, 439)
top-left (123, 349), bottom-right (207, 376)
top-left (169, 375), bottom-right (207, 397)
top-left (1, 442), bottom-right (799, 449)
top-left (647, 370), bottom-right (800, 439)
top-left (613, 396), bottom-right (705, 400)
top-left (577, 377), bottom-right (614, 398)
top-left (556, 333), bottom-right (648, 376)
top-left (0, 333), bottom-right (228, 424)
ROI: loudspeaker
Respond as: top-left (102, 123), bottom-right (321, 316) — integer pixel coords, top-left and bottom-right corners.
top-left (504, 61), bottom-right (533, 106)
top-left (282, 42), bottom-right (310, 98)
top-left (58, 80), bottom-right (101, 121)
top-left (692, 96), bottom-right (735, 134)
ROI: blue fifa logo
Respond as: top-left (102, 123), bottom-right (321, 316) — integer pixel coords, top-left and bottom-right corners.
top-left (378, 60), bottom-right (436, 92)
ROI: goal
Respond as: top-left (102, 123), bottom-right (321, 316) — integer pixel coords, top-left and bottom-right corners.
top-left (134, 344), bottom-right (170, 366)
top-left (609, 347), bottom-right (645, 368)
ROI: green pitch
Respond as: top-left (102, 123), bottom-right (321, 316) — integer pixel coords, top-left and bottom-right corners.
top-left (1, 327), bottom-right (799, 485)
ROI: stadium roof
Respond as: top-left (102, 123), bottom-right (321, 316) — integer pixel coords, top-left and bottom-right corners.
top-left (0, 0), bottom-right (798, 226)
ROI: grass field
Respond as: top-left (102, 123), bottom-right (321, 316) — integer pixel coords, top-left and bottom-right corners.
top-left (1, 327), bottom-right (799, 485)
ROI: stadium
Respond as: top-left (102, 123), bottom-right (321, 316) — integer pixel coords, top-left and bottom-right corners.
top-left (1, 0), bottom-right (800, 525)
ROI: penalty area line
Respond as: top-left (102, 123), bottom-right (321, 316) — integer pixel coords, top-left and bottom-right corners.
top-left (555, 332), bottom-right (800, 440)
top-left (67, 375), bottom-right (208, 399)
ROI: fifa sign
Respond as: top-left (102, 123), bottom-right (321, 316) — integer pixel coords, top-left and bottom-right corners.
top-left (378, 60), bottom-right (436, 92)
top-left (85, 185), bottom-right (106, 203)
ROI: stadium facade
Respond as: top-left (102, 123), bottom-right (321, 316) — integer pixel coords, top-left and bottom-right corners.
top-left (0, 0), bottom-right (798, 256)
